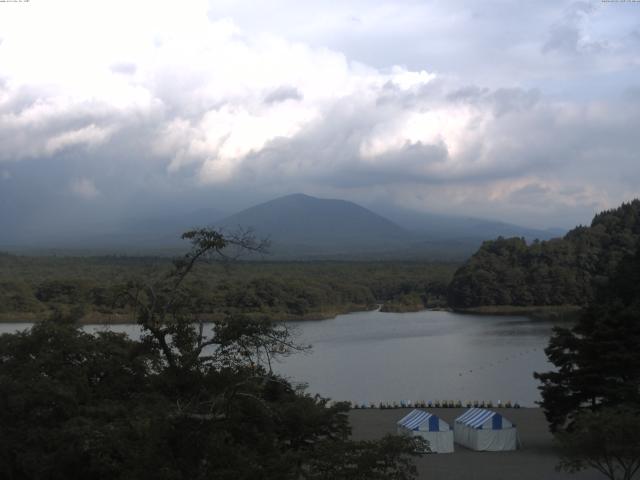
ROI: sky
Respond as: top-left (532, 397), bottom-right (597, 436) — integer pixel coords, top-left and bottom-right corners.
top-left (1, 0), bottom-right (639, 241)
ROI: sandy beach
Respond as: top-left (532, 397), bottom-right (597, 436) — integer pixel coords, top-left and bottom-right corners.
top-left (349, 408), bottom-right (603, 480)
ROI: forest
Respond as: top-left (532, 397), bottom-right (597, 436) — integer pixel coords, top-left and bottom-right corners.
top-left (448, 200), bottom-right (640, 309)
top-left (0, 254), bottom-right (455, 323)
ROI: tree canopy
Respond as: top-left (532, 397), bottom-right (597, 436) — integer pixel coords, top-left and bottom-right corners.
top-left (534, 244), bottom-right (640, 432)
top-left (0, 229), bottom-right (421, 480)
top-left (0, 253), bottom-right (455, 323)
top-left (448, 200), bottom-right (640, 308)
top-left (555, 407), bottom-right (640, 480)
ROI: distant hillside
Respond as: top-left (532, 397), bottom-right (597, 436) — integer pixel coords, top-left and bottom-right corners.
top-left (374, 205), bottom-right (564, 243)
top-left (217, 194), bottom-right (410, 256)
top-left (216, 193), bottom-right (568, 260)
top-left (115, 208), bottom-right (226, 248)
top-left (448, 200), bottom-right (640, 308)
top-left (0, 208), bottom-right (227, 255)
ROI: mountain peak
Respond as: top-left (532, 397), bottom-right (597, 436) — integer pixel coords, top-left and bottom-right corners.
top-left (267, 193), bottom-right (341, 204)
top-left (218, 194), bottom-right (407, 254)
top-left (281, 193), bottom-right (314, 200)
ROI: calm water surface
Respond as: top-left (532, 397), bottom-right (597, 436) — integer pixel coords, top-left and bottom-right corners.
top-left (0, 309), bottom-right (555, 406)
top-left (278, 310), bottom-right (554, 406)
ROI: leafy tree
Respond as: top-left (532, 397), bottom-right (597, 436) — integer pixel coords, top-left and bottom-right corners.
top-left (0, 228), bottom-right (421, 480)
top-left (0, 280), bottom-right (42, 314)
top-left (556, 407), bottom-right (640, 480)
top-left (534, 245), bottom-right (640, 432)
top-left (0, 318), bottom-right (161, 480)
top-left (449, 199), bottom-right (640, 308)
top-left (304, 435), bottom-right (422, 480)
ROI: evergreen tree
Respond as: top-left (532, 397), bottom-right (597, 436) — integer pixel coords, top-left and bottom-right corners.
top-left (535, 245), bottom-right (640, 432)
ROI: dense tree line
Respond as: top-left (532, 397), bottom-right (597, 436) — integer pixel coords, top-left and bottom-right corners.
top-left (0, 257), bottom-right (455, 322)
top-left (448, 200), bottom-right (640, 308)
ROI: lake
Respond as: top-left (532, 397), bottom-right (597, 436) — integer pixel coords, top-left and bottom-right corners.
top-left (280, 309), bottom-right (554, 407)
top-left (0, 309), bottom-right (555, 406)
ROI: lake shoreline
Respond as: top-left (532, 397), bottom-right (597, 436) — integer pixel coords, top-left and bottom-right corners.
top-left (0, 303), bottom-right (447, 325)
top-left (453, 304), bottom-right (582, 321)
top-left (0, 303), bottom-right (572, 325)
top-left (0, 304), bottom-right (378, 325)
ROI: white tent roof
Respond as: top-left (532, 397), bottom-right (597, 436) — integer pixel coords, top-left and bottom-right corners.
top-left (455, 408), bottom-right (513, 430)
top-left (397, 409), bottom-right (455, 453)
top-left (397, 409), bottom-right (450, 432)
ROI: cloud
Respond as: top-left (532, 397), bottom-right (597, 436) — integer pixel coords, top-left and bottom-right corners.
top-left (110, 62), bottom-right (138, 75)
top-left (0, 0), bottom-right (638, 232)
top-left (264, 86), bottom-right (303, 104)
top-left (542, 2), bottom-right (607, 55)
top-left (69, 177), bottom-right (100, 200)
top-left (45, 124), bottom-right (115, 155)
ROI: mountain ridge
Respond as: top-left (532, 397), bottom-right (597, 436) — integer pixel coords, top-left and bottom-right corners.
top-left (215, 193), bottom-right (564, 259)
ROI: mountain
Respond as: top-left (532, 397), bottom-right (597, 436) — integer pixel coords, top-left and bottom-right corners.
top-left (215, 193), bottom-right (568, 260)
top-left (0, 190), bottom-right (566, 259)
top-left (216, 193), bottom-right (410, 257)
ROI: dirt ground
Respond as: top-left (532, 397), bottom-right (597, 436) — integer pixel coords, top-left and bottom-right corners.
top-left (349, 408), bottom-right (604, 480)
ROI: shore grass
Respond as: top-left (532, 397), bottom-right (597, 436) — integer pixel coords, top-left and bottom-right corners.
top-left (0, 303), bottom-right (379, 325)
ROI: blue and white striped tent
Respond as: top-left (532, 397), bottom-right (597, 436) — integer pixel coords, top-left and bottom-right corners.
top-left (454, 408), bottom-right (519, 451)
top-left (396, 409), bottom-right (454, 453)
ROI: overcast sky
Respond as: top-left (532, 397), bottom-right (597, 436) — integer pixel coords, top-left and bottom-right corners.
top-left (1, 0), bottom-right (639, 238)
